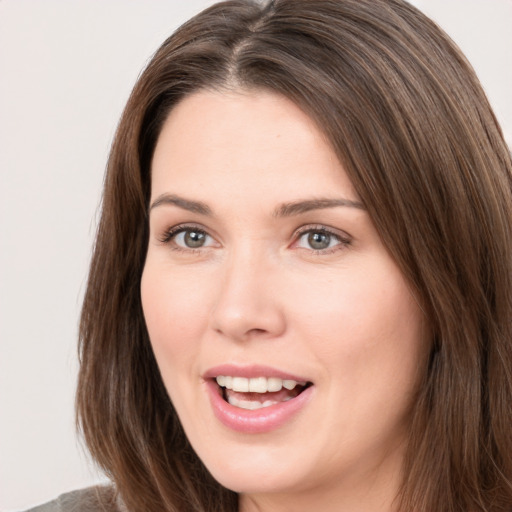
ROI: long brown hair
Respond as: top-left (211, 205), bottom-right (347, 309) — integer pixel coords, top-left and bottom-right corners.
top-left (77, 1), bottom-right (512, 510)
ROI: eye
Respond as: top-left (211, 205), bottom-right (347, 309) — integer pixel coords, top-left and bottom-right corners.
top-left (160, 225), bottom-right (216, 250)
top-left (294, 226), bottom-right (350, 253)
top-left (176, 229), bottom-right (210, 248)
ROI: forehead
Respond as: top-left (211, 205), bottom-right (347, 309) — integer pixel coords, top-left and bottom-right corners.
top-left (150, 89), bottom-right (358, 206)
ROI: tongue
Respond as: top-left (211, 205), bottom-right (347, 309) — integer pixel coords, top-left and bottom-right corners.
top-left (224, 387), bottom-right (301, 404)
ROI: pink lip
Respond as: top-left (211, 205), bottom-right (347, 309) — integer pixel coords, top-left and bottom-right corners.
top-left (203, 365), bottom-right (314, 434)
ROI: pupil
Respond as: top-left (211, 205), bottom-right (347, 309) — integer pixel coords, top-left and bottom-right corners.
top-left (308, 232), bottom-right (330, 250)
top-left (184, 230), bottom-right (205, 248)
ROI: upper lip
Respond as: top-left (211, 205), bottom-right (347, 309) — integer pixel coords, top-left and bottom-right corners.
top-left (203, 364), bottom-right (312, 383)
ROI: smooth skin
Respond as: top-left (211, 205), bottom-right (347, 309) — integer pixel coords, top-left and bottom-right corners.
top-left (141, 89), bottom-right (428, 512)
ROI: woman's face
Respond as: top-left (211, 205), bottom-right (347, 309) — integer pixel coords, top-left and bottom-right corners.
top-left (141, 89), bottom-right (427, 510)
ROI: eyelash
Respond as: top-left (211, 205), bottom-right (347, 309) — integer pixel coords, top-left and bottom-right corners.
top-left (158, 224), bottom-right (210, 251)
top-left (294, 225), bottom-right (351, 254)
top-left (158, 223), bottom-right (351, 254)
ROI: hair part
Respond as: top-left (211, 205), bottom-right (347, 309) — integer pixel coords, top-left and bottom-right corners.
top-left (77, 1), bottom-right (512, 510)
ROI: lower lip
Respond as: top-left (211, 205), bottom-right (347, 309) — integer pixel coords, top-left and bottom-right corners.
top-left (205, 380), bottom-right (313, 434)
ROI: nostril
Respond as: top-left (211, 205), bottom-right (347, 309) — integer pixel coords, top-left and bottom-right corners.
top-left (248, 328), bottom-right (267, 335)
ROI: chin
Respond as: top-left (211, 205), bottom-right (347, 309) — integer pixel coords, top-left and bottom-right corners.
top-left (208, 465), bottom-right (302, 495)
top-left (195, 442), bottom-right (311, 494)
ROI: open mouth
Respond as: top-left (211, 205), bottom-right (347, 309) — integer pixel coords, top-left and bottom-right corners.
top-left (215, 375), bottom-right (312, 410)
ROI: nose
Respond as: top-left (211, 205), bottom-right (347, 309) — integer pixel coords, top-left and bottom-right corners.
top-left (210, 247), bottom-right (286, 342)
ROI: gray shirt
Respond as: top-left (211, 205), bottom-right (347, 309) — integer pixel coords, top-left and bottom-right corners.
top-left (23, 486), bottom-right (125, 512)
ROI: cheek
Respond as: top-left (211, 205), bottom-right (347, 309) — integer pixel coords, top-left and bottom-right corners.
top-left (281, 268), bottom-right (395, 349)
top-left (140, 263), bottom-right (213, 375)
top-left (285, 261), bottom-right (425, 385)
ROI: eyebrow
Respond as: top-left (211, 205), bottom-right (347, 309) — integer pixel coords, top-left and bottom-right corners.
top-left (274, 198), bottom-right (365, 217)
top-left (149, 194), bottom-right (212, 215)
top-left (149, 193), bottom-right (365, 216)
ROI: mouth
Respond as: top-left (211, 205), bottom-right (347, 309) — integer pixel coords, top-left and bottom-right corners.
top-left (203, 366), bottom-right (315, 433)
top-left (214, 375), bottom-right (313, 411)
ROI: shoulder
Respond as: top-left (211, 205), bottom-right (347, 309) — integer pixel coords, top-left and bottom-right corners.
top-left (22, 485), bottom-right (124, 512)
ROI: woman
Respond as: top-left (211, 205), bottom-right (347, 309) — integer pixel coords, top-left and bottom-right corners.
top-left (31, 0), bottom-right (512, 511)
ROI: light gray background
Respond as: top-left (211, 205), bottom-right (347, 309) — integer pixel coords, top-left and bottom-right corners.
top-left (1, 1), bottom-right (511, 510)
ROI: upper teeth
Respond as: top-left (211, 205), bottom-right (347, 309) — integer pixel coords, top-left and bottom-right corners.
top-left (215, 376), bottom-right (304, 393)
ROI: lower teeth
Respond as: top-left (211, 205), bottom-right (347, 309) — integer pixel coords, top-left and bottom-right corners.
top-left (227, 395), bottom-right (292, 410)
top-left (220, 382), bottom-right (310, 410)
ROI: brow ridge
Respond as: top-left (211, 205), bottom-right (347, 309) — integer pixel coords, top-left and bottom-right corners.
top-left (274, 198), bottom-right (365, 217)
top-left (149, 194), bottom-right (212, 215)
top-left (149, 194), bottom-right (365, 217)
